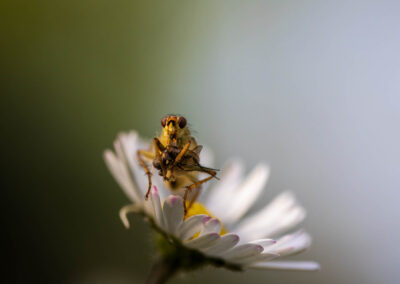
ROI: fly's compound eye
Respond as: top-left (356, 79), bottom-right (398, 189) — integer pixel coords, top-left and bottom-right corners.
top-left (161, 116), bottom-right (168, 127)
top-left (178, 116), bottom-right (187, 128)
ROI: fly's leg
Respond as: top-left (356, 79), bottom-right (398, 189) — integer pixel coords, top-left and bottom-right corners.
top-left (188, 184), bottom-right (202, 209)
top-left (173, 140), bottom-right (191, 165)
top-left (137, 149), bottom-right (155, 200)
top-left (153, 138), bottom-right (166, 178)
top-left (162, 140), bottom-right (191, 187)
top-left (183, 169), bottom-right (217, 214)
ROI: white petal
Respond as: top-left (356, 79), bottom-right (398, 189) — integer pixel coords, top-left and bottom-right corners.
top-left (198, 145), bottom-right (214, 171)
top-left (112, 134), bottom-right (158, 215)
top-left (185, 233), bottom-right (220, 249)
top-left (117, 132), bottom-right (168, 201)
top-left (268, 230), bottom-right (312, 256)
top-left (116, 132), bottom-right (149, 196)
top-left (222, 244), bottom-right (264, 261)
top-left (119, 204), bottom-right (142, 229)
top-left (202, 233), bottom-right (240, 256)
top-left (248, 261), bottom-right (320, 271)
top-left (163, 195), bottom-right (184, 235)
top-left (195, 145), bottom-right (216, 193)
top-left (149, 186), bottom-right (164, 229)
top-left (223, 164), bottom-right (270, 225)
top-left (234, 191), bottom-right (297, 233)
top-left (234, 191), bottom-right (306, 241)
top-left (235, 252), bottom-right (279, 266)
top-left (178, 215), bottom-right (210, 241)
top-left (262, 206), bottom-right (306, 238)
top-left (200, 218), bottom-right (221, 236)
top-left (103, 150), bottom-right (141, 203)
top-left (249, 239), bottom-right (276, 248)
top-left (205, 160), bottom-right (245, 219)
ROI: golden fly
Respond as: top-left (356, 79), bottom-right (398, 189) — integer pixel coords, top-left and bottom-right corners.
top-left (137, 115), bottom-right (218, 214)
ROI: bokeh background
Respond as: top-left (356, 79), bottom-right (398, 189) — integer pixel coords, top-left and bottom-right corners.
top-left (3, 0), bottom-right (400, 283)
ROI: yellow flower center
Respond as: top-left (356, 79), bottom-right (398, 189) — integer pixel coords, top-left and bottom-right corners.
top-left (185, 202), bottom-right (227, 235)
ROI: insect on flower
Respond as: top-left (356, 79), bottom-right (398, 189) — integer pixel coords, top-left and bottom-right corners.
top-left (137, 115), bottom-right (218, 214)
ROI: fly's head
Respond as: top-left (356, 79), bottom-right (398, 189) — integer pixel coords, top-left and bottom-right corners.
top-left (161, 115), bottom-right (188, 142)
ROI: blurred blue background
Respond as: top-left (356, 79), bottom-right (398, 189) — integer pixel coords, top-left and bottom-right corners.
top-left (3, 0), bottom-right (400, 283)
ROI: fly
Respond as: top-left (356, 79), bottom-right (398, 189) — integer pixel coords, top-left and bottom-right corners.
top-left (137, 115), bottom-right (218, 214)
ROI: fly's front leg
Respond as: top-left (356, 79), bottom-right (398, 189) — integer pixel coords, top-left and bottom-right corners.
top-left (153, 138), bottom-right (166, 178)
top-left (183, 169), bottom-right (217, 214)
top-left (173, 140), bottom-right (191, 166)
top-left (137, 149), bottom-right (155, 200)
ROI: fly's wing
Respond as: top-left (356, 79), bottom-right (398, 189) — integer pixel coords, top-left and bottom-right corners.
top-left (192, 145), bottom-right (203, 155)
top-left (178, 162), bottom-right (219, 176)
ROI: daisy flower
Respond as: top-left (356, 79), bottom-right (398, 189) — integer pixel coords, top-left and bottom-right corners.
top-left (104, 131), bottom-right (319, 282)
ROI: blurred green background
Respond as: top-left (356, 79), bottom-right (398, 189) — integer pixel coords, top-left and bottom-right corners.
top-left (3, 0), bottom-right (400, 283)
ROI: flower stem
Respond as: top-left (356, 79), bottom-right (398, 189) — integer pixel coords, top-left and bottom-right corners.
top-left (146, 257), bottom-right (178, 284)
